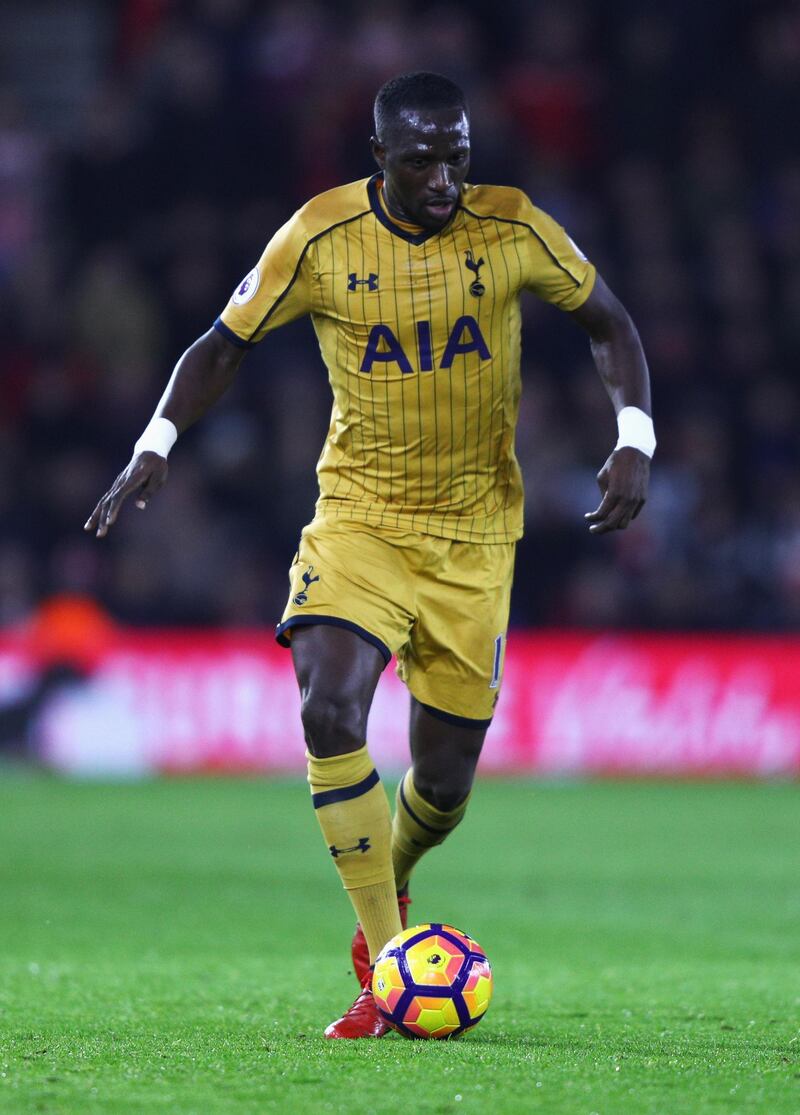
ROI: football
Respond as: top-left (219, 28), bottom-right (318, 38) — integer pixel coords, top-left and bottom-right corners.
top-left (371, 923), bottom-right (493, 1039)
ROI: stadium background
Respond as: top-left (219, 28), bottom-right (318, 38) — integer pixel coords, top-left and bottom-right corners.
top-left (1, 0), bottom-right (799, 774)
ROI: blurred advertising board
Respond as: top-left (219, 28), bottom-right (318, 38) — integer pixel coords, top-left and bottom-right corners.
top-left (1, 631), bottom-right (799, 777)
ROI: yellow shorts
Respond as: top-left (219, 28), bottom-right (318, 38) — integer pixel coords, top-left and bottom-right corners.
top-left (276, 517), bottom-right (515, 725)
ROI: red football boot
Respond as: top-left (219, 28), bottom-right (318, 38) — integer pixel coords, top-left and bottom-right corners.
top-left (324, 970), bottom-right (390, 1039)
top-left (351, 888), bottom-right (411, 985)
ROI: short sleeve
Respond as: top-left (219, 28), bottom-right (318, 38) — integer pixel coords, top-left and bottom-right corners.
top-left (215, 210), bottom-right (313, 347)
top-left (519, 200), bottom-right (596, 312)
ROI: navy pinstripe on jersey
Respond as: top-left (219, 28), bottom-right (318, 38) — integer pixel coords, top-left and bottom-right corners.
top-left (217, 174), bottom-right (596, 543)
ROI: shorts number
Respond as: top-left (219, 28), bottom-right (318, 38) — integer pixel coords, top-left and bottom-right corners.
top-left (489, 634), bottom-right (503, 690)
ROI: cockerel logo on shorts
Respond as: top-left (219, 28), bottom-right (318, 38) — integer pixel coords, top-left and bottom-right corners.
top-left (293, 565), bottom-right (320, 606)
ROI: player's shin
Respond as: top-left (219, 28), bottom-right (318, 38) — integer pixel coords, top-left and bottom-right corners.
top-left (391, 769), bottom-right (470, 890)
top-left (307, 745), bottom-right (402, 962)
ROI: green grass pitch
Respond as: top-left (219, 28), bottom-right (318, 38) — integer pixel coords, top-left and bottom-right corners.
top-left (1, 775), bottom-right (799, 1114)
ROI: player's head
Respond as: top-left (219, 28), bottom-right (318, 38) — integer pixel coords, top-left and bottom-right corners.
top-left (371, 72), bottom-right (470, 231)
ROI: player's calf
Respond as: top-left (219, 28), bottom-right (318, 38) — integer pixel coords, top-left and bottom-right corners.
top-left (306, 744), bottom-right (403, 971)
top-left (391, 770), bottom-right (470, 892)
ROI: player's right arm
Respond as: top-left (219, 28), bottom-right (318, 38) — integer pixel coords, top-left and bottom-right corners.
top-left (85, 206), bottom-right (315, 538)
top-left (84, 328), bottom-right (246, 538)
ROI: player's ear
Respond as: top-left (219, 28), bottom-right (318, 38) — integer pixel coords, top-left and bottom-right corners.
top-left (370, 136), bottom-right (386, 170)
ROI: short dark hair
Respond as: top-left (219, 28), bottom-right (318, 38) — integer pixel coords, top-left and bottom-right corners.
top-left (374, 72), bottom-right (468, 140)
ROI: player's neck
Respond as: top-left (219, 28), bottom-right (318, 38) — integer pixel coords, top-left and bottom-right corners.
top-left (378, 178), bottom-right (425, 234)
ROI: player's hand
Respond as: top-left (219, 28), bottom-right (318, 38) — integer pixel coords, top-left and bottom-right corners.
top-left (584, 447), bottom-right (649, 534)
top-left (84, 452), bottom-right (168, 538)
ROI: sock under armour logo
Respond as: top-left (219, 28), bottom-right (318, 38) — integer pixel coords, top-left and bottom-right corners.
top-left (329, 837), bottom-right (371, 857)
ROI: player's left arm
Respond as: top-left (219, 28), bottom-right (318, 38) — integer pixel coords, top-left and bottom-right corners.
top-left (569, 274), bottom-right (653, 534)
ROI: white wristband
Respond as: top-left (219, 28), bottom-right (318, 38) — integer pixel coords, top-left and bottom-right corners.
top-left (615, 406), bottom-right (656, 458)
top-left (134, 417), bottom-right (178, 459)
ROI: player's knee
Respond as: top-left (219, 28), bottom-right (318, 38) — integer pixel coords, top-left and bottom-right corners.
top-left (413, 771), bottom-right (472, 814)
top-left (300, 689), bottom-right (367, 757)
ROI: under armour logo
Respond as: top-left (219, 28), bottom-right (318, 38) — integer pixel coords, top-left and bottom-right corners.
top-left (329, 837), bottom-right (371, 857)
top-left (293, 565), bottom-right (320, 606)
top-left (464, 250), bottom-right (485, 297)
top-left (348, 272), bottom-right (379, 292)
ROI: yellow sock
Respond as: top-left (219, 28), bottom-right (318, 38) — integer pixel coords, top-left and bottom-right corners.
top-left (391, 770), bottom-right (470, 890)
top-left (307, 745), bottom-right (402, 963)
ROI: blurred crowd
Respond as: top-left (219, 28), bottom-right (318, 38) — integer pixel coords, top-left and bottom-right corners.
top-left (1, 0), bottom-right (799, 631)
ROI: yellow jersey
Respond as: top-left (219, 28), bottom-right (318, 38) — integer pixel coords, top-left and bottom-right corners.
top-left (216, 173), bottom-right (595, 543)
